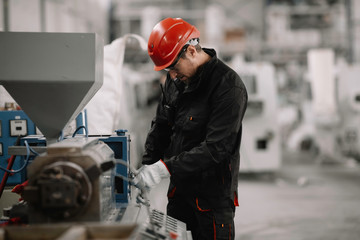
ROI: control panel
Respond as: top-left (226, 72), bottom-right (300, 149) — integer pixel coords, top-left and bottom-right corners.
top-left (100, 130), bottom-right (131, 204)
top-left (0, 110), bottom-right (88, 186)
top-left (0, 110), bottom-right (37, 185)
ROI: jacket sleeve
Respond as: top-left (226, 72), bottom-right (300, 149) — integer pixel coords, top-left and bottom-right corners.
top-left (163, 70), bottom-right (248, 178)
top-left (142, 81), bottom-right (173, 165)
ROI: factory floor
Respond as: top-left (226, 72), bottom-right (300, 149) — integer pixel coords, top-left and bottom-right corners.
top-left (149, 150), bottom-right (360, 240)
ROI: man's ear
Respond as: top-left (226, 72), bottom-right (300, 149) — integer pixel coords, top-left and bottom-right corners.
top-left (187, 45), bottom-right (197, 57)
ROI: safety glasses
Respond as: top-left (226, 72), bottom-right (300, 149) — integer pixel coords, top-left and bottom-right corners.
top-left (164, 45), bottom-right (189, 72)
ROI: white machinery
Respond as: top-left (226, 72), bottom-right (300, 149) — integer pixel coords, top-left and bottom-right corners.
top-left (337, 63), bottom-right (360, 161)
top-left (307, 49), bottom-right (341, 161)
top-left (230, 56), bottom-right (282, 172)
top-left (307, 50), bottom-right (360, 162)
top-left (0, 32), bottom-right (190, 239)
top-left (287, 49), bottom-right (360, 163)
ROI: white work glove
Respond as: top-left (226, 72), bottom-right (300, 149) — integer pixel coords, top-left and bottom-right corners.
top-left (133, 160), bottom-right (170, 191)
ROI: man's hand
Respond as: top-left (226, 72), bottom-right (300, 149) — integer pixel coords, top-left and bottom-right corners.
top-left (133, 160), bottom-right (170, 190)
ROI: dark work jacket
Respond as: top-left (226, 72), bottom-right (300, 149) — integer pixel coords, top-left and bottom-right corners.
top-left (142, 48), bottom-right (248, 208)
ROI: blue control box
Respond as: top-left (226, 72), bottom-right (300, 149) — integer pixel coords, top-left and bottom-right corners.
top-left (0, 110), bottom-right (37, 185)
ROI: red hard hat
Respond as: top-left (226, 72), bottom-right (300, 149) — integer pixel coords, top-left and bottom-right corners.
top-left (148, 18), bottom-right (200, 71)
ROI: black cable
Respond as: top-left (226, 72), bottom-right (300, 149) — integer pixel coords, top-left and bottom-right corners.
top-left (72, 125), bottom-right (88, 138)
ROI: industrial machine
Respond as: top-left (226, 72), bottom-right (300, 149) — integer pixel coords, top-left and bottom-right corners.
top-left (0, 111), bottom-right (87, 187)
top-left (284, 50), bottom-right (360, 164)
top-left (0, 111), bottom-right (38, 186)
top-left (337, 63), bottom-right (360, 162)
top-left (0, 32), bottom-right (190, 239)
top-left (230, 55), bottom-right (282, 172)
top-left (305, 50), bottom-right (360, 163)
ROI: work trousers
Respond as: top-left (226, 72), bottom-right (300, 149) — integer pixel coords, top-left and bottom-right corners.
top-left (167, 196), bottom-right (235, 240)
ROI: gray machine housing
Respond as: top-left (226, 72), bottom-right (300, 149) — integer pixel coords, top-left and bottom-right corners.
top-left (23, 137), bottom-right (117, 223)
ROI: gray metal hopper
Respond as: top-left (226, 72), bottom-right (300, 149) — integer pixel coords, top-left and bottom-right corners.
top-left (0, 32), bottom-right (103, 143)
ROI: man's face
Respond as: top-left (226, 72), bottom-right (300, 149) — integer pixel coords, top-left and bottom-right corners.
top-left (166, 47), bottom-right (198, 83)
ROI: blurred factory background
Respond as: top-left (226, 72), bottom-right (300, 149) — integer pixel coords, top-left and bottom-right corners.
top-left (0, 0), bottom-right (360, 239)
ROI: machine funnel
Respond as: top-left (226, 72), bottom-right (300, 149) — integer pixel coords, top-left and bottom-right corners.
top-left (0, 32), bottom-right (103, 143)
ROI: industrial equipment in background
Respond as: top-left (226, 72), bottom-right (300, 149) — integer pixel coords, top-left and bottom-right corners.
top-left (306, 49), bottom-right (340, 162)
top-left (336, 62), bottom-right (360, 162)
top-left (0, 32), bottom-right (190, 240)
top-left (230, 55), bottom-right (282, 172)
top-left (306, 49), bottom-right (360, 163)
top-left (286, 48), bottom-right (360, 164)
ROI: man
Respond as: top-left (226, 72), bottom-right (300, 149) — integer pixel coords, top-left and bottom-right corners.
top-left (135, 18), bottom-right (248, 239)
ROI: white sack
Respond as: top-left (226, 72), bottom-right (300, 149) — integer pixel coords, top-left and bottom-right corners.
top-left (85, 34), bottom-right (147, 135)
